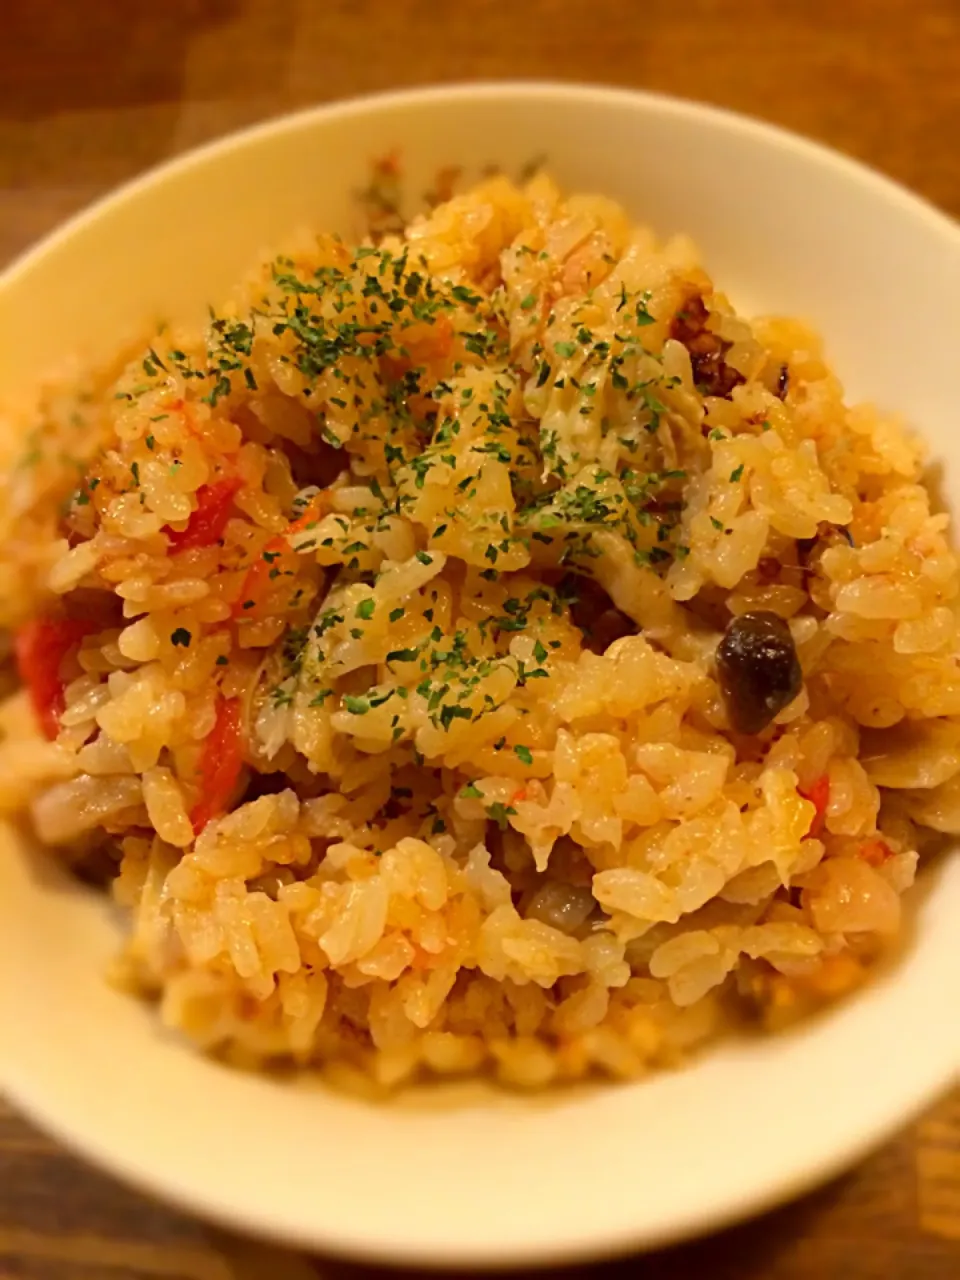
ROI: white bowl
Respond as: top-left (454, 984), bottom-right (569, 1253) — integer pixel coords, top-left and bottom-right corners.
top-left (1, 83), bottom-right (959, 1269)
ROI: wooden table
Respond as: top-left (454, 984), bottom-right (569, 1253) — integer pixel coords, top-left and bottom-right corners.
top-left (2, 1), bottom-right (959, 1275)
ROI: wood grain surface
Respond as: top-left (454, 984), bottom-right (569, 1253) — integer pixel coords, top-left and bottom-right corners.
top-left (1, 1), bottom-right (959, 1276)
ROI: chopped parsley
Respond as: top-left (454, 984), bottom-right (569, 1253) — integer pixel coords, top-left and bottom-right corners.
top-left (635, 292), bottom-right (656, 326)
top-left (386, 646), bottom-right (420, 663)
top-left (487, 801), bottom-right (517, 830)
top-left (439, 703), bottom-right (472, 730)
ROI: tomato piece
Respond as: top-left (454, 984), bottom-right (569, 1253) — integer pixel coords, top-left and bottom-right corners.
top-left (15, 618), bottom-right (94, 740)
top-left (286, 490), bottom-right (332, 538)
top-left (232, 541), bottom-right (284, 619)
top-left (189, 697), bottom-right (244, 835)
top-left (232, 491), bottom-right (330, 619)
top-left (799, 774), bottom-right (830, 836)
top-left (166, 477), bottom-right (242, 552)
top-left (859, 838), bottom-right (893, 867)
top-left (374, 149), bottom-right (402, 180)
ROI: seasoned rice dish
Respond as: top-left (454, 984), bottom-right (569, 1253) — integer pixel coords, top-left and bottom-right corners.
top-left (0, 172), bottom-right (955, 1092)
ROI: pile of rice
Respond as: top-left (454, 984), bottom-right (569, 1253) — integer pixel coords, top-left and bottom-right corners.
top-left (0, 171), bottom-right (955, 1093)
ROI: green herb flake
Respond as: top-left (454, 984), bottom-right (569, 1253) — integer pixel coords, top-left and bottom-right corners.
top-left (514, 744), bottom-right (533, 765)
top-left (451, 284), bottom-right (482, 306)
top-left (439, 703), bottom-right (472, 730)
top-left (460, 782), bottom-right (483, 799)
top-left (355, 598), bottom-right (375, 621)
top-left (635, 293), bottom-right (656, 326)
top-left (730, 464), bottom-right (745, 483)
top-left (487, 801), bottom-right (517, 831)
top-left (386, 647), bottom-right (420, 663)
top-left (553, 340), bottom-right (577, 359)
top-left (203, 374), bottom-right (232, 408)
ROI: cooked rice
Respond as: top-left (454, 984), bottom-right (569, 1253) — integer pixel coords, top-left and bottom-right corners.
top-left (0, 171), bottom-right (953, 1091)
